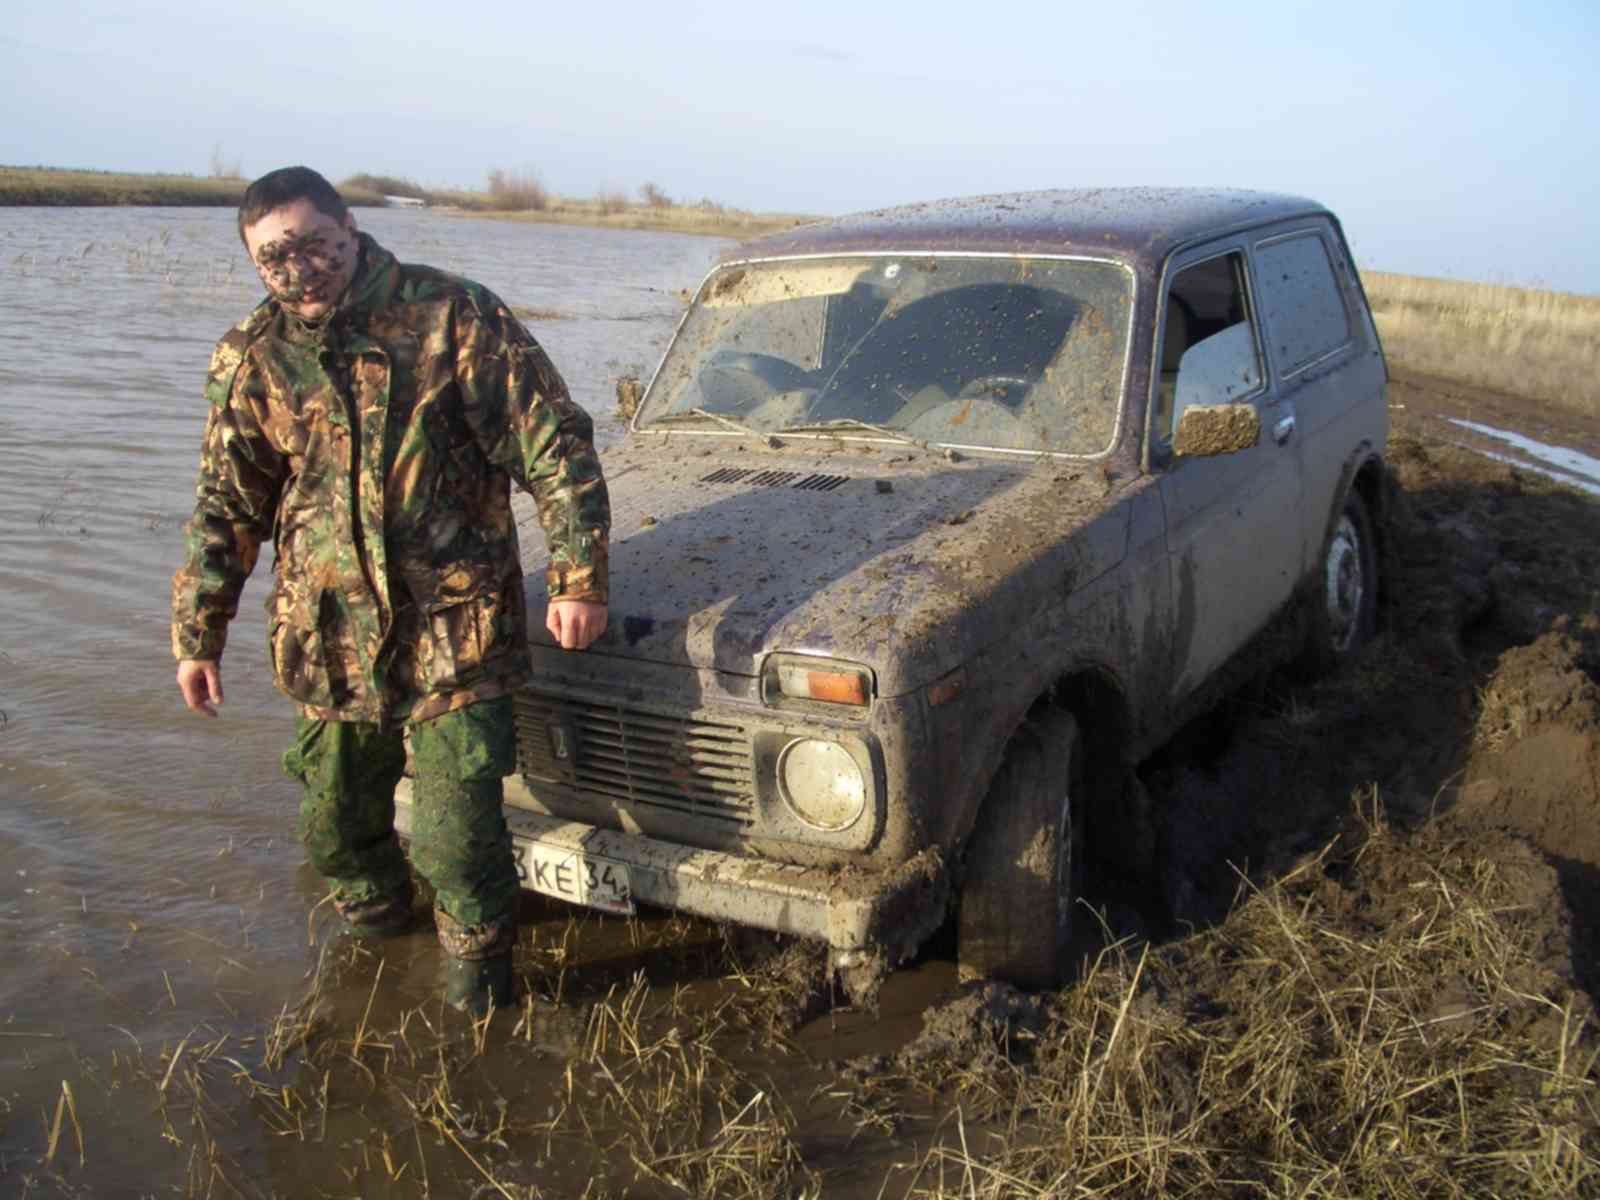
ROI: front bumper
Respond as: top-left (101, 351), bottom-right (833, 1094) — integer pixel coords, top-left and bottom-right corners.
top-left (392, 776), bottom-right (947, 960)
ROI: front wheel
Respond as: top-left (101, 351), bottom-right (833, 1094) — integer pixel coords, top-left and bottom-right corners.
top-left (957, 710), bottom-right (1085, 989)
top-left (1303, 489), bottom-right (1379, 674)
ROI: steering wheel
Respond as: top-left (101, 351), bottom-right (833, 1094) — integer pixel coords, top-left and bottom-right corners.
top-left (902, 395), bottom-right (1024, 444)
top-left (956, 374), bottom-right (1032, 403)
top-left (698, 352), bottom-right (814, 413)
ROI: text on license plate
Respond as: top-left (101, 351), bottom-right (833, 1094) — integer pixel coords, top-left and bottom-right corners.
top-left (522, 843), bottom-right (635, 916)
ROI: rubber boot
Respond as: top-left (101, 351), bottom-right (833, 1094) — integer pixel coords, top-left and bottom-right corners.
top-left (333, 884), bottom-right (415, 940)
top-left (443, 953), bottom-right (514, 1015)
top-left (435, 909), bottom-right (516, 1015)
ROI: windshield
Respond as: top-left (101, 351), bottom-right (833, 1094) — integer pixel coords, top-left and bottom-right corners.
top-left (640, 255), bottom-right (1133, 455)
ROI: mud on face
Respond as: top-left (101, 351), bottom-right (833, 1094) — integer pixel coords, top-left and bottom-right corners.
top-left (251, 227), bottom-right (355, 306)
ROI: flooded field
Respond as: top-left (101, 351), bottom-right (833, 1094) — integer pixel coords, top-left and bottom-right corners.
top-left (3, 209), bottom-right (1599, 1197)
top-left (0, 208), bottom-right (747, 1194)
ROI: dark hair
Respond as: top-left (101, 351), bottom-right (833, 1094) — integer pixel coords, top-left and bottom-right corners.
top-left (237, 166), bottom-right (349, 243)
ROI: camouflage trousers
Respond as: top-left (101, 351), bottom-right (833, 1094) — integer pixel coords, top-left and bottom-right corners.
top-left (281, 695), bottom-right (520, 954)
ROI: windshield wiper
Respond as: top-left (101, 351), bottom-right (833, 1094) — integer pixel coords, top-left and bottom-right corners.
top-left (647, 407), bottom-right (775, 444)
top-left (776, 418), bottom-right (961, 460)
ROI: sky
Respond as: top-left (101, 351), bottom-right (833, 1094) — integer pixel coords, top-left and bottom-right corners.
top-left (6, 0), bottom-right (1598, 292)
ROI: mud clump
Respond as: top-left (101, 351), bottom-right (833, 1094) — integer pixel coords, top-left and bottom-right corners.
top-left (891, 981), bottom-right (1046, 1071)
top-left (1450, 623), bottom-right (1600, 993)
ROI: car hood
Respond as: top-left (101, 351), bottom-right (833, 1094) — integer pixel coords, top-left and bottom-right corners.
top-left (524, 436), bottom-right (1132, 697)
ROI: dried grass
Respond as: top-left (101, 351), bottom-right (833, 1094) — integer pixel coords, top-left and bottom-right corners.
top-left (487, 168), bottom-right (550, 213)
top-left (28, 811), bottom-right (1599, 1198)
top-left (1364, 271), bottom-right (1600, 415)
top-left (893, 813), bottom-right (1600, 1198)
top-left (0, 165), bottom-right (384, 208)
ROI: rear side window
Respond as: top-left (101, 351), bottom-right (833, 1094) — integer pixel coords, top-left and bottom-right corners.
top-left (1254, 232), bottom-right (1351, 375)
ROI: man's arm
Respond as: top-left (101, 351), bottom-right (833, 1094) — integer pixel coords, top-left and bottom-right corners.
top-left (171, 338), bottom-right (285, 712)
top-left (454, 293), bottom-right (612, 647)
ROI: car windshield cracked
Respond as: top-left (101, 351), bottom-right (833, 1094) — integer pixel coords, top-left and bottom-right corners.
top-left (642, 254), bottom-right (1134, 455)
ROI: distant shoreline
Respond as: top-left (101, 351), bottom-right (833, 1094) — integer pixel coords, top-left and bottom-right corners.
top-left (0, 165), bottom-right (813, 240)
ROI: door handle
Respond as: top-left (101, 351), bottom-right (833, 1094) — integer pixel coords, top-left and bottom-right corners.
top-left (1273, 415), bottom-right (1296, 445)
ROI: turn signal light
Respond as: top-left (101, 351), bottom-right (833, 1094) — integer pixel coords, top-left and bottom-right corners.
top-left (762, 656), bottom-right (873, 707)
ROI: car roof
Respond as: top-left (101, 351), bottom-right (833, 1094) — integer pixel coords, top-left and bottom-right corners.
top-left (721, 188), bottom-right (1330, 271)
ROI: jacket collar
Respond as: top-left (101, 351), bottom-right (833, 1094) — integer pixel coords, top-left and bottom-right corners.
top-left (339, 232), bottom-right (400, 324)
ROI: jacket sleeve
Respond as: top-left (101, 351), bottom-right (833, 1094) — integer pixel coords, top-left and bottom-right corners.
top-left (170, 332), bottom-right (286, 660)
top-left (453, 292), bottom-right (611, 604)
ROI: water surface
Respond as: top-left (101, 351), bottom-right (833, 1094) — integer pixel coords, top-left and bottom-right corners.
top-left (0, 206), bottom-right (727, 1187)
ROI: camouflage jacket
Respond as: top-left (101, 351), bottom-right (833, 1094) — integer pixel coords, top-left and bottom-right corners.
top-left (171, 233), bottom-right (610, 723)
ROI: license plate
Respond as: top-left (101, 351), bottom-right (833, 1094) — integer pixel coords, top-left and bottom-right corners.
top-left (523, 843), bottom-right (635, 916)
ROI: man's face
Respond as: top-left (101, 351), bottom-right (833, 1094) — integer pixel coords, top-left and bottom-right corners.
top-left (243, 198), bottom-right (359, 321)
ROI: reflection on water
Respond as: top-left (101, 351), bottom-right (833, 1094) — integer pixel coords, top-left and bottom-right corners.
top-left (0, 206), bottom-right (727, 1187)
top-left (1447, 417), bottom-right (1600, 496)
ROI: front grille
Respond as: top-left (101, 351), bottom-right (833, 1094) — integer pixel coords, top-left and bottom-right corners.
top-left (514, 690), bottom-right (755, 825)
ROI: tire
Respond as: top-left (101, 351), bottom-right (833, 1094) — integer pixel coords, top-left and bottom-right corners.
top-left (1302, 489), bottom-right (1379, 675)
top-left (957, 710), bottom-right (1085, 989)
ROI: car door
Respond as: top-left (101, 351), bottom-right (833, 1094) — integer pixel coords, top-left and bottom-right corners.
top-left (1151, 243), bottom-right (1304, 697)
top-left (1249, 220), bottom-right (1388, 557)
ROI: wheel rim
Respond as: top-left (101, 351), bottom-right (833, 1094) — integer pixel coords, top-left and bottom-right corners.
top-left (1323, 513), bottom-right (1365, 654)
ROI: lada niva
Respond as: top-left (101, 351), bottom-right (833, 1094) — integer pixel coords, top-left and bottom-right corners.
top-left (395, 188), bottom-right (1389, 1001)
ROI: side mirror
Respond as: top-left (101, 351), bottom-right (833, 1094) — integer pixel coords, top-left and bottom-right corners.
top-left (1173, 403), bottom-right (1260, 457)
top-left (615, 375), bottom-right (643, 426)
top-left (1169, 321), bottom-right (1263, 457)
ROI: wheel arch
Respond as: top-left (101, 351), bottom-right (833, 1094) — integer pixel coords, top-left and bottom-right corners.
top-left (1047, 666), bottom-right (1146, 880)
top-left (1321, 443), bottom-right (1389, 620)
top-left (1349, 449), bottom-right (1390, 616)
top-left (956, 663), bottom-right (1140, 880)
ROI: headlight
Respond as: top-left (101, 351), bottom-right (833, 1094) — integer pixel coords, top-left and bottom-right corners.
top-left (776, 739), bottom-right (866, 831)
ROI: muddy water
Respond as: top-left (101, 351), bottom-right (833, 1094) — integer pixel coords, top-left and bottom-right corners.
top-left (0, 208), bottom-right (734, 1188)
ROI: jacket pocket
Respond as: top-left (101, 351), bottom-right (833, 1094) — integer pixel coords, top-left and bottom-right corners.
top-left (267, 585), bottom-right (356, 710)
top-left (419, 580), bottom-right (526, 691)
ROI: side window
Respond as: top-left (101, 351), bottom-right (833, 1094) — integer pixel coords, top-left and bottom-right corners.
top-left (1153, 251), bottom-right (1263, 445)
top-left (1253, 231), bottom-right (1351, 375)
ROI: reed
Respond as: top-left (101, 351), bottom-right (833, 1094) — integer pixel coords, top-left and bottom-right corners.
top-left (1364, 270), bottom-right (1600, 414)
top-left (0, 165), bottom-right (383, 208)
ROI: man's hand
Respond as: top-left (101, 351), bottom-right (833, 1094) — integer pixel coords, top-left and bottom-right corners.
top-left (547, 600), bottom-right (608, 650)
top-left (177, 659), bottom-right (224, 718)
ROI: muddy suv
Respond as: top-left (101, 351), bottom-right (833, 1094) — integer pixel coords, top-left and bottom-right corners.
top-left (396, 189), bottom-right (1389, 1000)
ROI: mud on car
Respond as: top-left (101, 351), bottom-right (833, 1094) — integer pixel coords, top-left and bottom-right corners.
top-left (396, 189), bottom-right (1389, 1002)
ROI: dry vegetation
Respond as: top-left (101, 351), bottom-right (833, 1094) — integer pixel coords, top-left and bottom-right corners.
top-left (892, 817), bottom-right (1598, 1197)
top-left (487, 168), bottom-right (551, 213)
top-left (0, 164), bottom-right (805, 238)
top-left (0, 166), bottom-right (384, 208)
top-left (26, 796), bottom-right (1596, 1197)
top-left (1364, 271), bottom-right (1600, 416)
top-left (332, 167), bottom-right (809, 236)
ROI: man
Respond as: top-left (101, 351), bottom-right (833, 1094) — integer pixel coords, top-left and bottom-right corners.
top-left (172, 166), bottom-right (609, 1014)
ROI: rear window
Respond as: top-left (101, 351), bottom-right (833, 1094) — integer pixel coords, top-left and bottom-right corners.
top-left (1254, 232), bottom-right (1351, 374)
